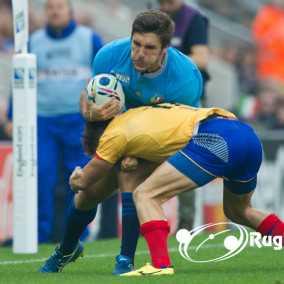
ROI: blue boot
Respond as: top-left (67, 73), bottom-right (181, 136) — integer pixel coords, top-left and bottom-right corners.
top-left (112, 254), bottom-right (134, 275)
top-left (39, 242), bottom-right (83, 273)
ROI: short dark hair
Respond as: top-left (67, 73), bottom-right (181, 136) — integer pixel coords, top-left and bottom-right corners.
top-left (131, 10), bottom-right (174, 48)
top-left (82, 120), bottom-right (110, 156)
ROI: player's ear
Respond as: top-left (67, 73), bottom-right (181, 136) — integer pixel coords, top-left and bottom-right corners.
top-left (161, 47), bottom-right (167, 58)
top-left (161, 46), bottom-right (168, 56)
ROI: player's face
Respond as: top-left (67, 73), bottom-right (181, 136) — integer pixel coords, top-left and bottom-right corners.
top-left (46, 0), bottom-right (71, 29)
top-left (131, 32), bottom-right (166, 73)
top-left (158, 0), bottom-right (183, 15)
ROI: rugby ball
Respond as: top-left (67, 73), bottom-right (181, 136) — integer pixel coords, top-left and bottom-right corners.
top-left (86, 73), bottom-right (125, 112)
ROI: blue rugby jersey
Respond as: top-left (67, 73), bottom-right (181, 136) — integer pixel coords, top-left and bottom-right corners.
top-left (92, 37), bottom-right (202, 109)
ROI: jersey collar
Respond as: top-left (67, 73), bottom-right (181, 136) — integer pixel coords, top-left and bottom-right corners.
top-left (46, 19), bottom-right (77, 39)
top-left (141, 52), bottom-right (168, 79)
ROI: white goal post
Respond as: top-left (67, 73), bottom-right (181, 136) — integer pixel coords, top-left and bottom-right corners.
top-left (12, 0), bottom-right (38, 254)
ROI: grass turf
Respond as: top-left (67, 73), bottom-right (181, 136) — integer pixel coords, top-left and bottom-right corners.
top-left (0, 236), bottom-right (283, 284)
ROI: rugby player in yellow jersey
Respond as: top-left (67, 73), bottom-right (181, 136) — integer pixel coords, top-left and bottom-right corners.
top-left (70, 103), bottom-right (284, 276)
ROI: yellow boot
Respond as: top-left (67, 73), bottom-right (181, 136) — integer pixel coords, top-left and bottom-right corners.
top-left (121, 263), bottom-right (174, 276)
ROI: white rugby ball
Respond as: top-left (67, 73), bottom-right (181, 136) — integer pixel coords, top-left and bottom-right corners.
top-left (86, 73), bottom-right (125, 111)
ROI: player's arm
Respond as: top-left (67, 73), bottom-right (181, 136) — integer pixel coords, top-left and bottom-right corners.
top-left (80, 89), bottom-right (120, 121)
top-left (69, 157), bottom-right (113, 193)
top-left (190, 45), bottom-right (209, 70)
top-left (81, 32), bottom-right (120, 121)
top-left (185, 14), bottom-right (210, 85)
top-left (91, 32), bottom-right (103, 64)
top-left (81, 43), bottom-right (121, 121)
top-left (70, 129), bottom-right (127, 192)
top-left (185, 14), bottom-right (209, 68)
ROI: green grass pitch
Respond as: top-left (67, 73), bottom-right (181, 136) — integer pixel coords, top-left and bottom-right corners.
top-left (0, 236), bottom-right (283, 284)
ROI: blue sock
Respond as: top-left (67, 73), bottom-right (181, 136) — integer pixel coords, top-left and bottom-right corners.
top-left (60, 199), bottom-right (97, 254)
top-left (120, 192), bottom-right (139, 263)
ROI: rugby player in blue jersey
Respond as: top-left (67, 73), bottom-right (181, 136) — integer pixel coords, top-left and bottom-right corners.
top-left (40, 10), bottom-right (203, 273)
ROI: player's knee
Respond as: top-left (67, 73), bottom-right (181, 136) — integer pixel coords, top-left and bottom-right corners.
top-left (133, 186), bottom-right (145, 204)
top-left (118, 171), bottom-right (140, 193)
top-left (133, 185), bottom-right (153, 205)
top-left (75, 191), bottom-right (98, 210)
top-left (223, 203), bottom-right (251, 224)
top-left (223, 205), bottom-right (236, 222)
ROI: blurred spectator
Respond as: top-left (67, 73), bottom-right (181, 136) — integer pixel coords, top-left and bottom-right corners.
top-left (206, 46), bottom-right (239, 111)
top-left (255, 82), bottom-right (279, 128)
top-left (272, 92), bottom-right (284, 129)
top-left (199, 0), bottom-right (256, 28)
top-left (0, 2), bottom-right (13, 52)
top-left (157, 0), bottom-right (209, 231)
top-left (158, 0), bottom-right (210, 99)
top-left (29, 6), bottom-right (45, 33)
top-left (252, 0), bottom-right (284, 84)
top-left (0, 2), bottom-right (44, 140)
top-left (0, 1), bottom-right (13, 140)
top-left (235, 45), bottom-right (259, 96)
top-left (6, 0), bottom-right (103, 243)
top-left (220, 41), bottom-right (239, 66)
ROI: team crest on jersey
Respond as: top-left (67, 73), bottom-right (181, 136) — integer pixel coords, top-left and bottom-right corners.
top-left (150, 95), bottom-right (164, 104)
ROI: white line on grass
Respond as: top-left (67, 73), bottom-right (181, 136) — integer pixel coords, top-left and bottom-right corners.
top-left (0, 243), bottom-right (223, 266)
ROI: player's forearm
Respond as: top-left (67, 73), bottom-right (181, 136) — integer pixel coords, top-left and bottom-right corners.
top-left (189, 45), bottom-right (209, 69)
top-left (80, 158), bottom-right (113, 189)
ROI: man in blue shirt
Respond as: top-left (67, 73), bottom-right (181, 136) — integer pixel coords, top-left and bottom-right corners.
top-left (85, 12), bottom-right (202, 121)
top-left (6, 0), bottom-right (103, 243)
top-left (91, 36), bottom-right (201, 109)
top-left (40, 9), bottom-right (202, 273)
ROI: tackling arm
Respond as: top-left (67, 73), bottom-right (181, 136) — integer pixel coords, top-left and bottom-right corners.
top-left (69, 156), bottom-right (113, 193)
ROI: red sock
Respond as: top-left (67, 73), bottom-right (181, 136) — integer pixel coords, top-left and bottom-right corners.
top-left (140, 220), bottom-right (171, 268)
top-left (257, 214), bottom-right (284, 237)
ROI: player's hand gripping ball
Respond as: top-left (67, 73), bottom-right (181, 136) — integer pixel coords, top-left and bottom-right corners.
top-left (86, 73), bottom-right (125, 112)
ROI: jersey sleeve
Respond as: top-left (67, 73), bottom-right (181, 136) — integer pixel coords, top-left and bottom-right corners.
top-left (167, 72), bottom-right (203, 107)
top-left (91, 32), bottom-right (103, 64)
top-left (184, 14), bottom-right (209, 54)
top-left (96, 130), bottom-right (127, 164)
top-left (92, 42), bottom-right (114, 75)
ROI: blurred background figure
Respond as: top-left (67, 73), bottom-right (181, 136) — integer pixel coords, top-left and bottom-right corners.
top-left (206, 43), bottom-right (239, 111)
top-left (157, 0), bottom-right (209, 231)
top-left (0, 0), bottom-right (13, 141)
top-left (254, 82), bottom-right (279, 129)
top-left (235, 45), bottom-right (259, 97)
top-left (5, 0), bottom-right (103, 243)
top-left (252, 0), bottom-right (284, 84)
top-left (0, 0), bottom-right (13, 53)
top-left (274, 95), bottom-right (284, 129)
top-left (158, 0), bottom-right (210, 99)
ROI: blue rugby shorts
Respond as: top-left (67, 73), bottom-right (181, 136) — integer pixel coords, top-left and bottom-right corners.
top-left (168, 117), bottom-right (263, 194)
